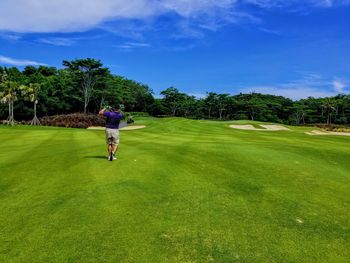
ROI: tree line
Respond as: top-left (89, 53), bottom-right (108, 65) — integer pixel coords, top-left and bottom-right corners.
top-left (156, 88), bottom-right (350, 125)
top-left (1, 58), bottom-right (349, 125)
top-left (0, 59), bottom-right (154, 125)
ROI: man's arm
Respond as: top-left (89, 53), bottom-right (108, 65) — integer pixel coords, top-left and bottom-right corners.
top-left (99, 108), bottom-right (105, 116)
top-left (117, 110), bottom-right (123, 120)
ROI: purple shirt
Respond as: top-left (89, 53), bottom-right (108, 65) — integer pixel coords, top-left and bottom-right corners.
top-left (103, 111), bottom-right (123, 129)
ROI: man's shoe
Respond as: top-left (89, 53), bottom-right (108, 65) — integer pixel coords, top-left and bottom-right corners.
top-left (112, 153), bottom-right (117, 160)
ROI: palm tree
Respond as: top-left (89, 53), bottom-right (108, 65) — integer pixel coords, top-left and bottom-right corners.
top-left (0, 81), bottom-right (20, 126)
top-left (21, 83), bottom-right (41, 125)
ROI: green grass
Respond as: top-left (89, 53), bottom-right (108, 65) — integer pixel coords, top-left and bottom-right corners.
top-left (0, 118), bottom-right (349, 262)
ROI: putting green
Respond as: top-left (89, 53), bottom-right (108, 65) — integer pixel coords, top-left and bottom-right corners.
top-left (0, 118), bottom-right (349, 262)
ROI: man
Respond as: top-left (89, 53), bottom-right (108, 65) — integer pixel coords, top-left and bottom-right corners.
top-left (99, 106), bottom-right (123, 161)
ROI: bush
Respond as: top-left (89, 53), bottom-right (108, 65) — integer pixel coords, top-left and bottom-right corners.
top-left (128, 112), bottom-right (149, 117)
top-left (232, 113), bottom-right (249, 120)
top-left (40, 113), bottom-right (105, 129)
top-left (315, 123), bottom-right (350, 133)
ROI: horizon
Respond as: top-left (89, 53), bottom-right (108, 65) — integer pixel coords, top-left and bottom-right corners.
top-left (0, 0), bottom-right (349, 100)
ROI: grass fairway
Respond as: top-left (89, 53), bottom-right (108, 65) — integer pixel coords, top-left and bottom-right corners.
top-left (0, 118), bottom-right (349, 262)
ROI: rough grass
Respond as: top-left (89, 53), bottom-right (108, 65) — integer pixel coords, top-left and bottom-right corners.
top-left (0, 118), bottom-right (349, 262)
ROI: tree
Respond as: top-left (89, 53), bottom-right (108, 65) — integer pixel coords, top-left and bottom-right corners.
top-left (21, 83), bottom-right (41, 125)
top-left (63, 58), bottom-right (108, 113)
top-left (179, 95), bottom-right (197, 117)
top-left (38, 69), bottom-right (78, 115)
top-left (204, 92), bottom-right (218, 119)
top-left (0, 80), bottom-right (21, 125)
top-left (321, 98), bottom-right (337, 125)
top-left (247, 95), bottom-right (265, 121)
top-left (217, 94), bottom-right (230, 120)
top-left (334, 94), bottom-right (349, 124)
top-left (2, 59), bottom-right (350, 125)
top-left (148, 99), bottom-right (168, 116)
top-left (160, 87), bottom-right (186, 116)
top-left (292, 102), bottom-right (307, 125)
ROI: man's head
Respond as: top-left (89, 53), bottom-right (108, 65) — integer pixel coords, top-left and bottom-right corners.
top-left (113, 105), bottom-right (121, 112)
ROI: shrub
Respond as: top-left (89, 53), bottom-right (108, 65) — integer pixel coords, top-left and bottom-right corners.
top-left (315, 123), bottom-right (350, 133)
top-left (128, 112), bottom-right (149, 117)
top-left (40, 113), bottom-right (105, 129)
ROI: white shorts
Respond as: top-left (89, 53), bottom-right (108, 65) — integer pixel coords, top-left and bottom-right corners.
top-left (105, 128), bottom-right (119, 145)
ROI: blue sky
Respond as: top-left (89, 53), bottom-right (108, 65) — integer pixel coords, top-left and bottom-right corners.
top-left (0, 0), bottom-right (349, 99)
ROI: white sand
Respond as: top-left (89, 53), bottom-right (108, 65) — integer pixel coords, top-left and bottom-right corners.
top-left (229, 124), bottom-right (290, 131)
top-left (260, 125), bottom-right (290, 131)
top-left (229, 124), bottom-right (258, 130)
top-left (87, 125), bottom-right (146, 131)
top-left (306, 130), bottom-right (350, 136)
top-left (120, 125), bottom-right (146, 130)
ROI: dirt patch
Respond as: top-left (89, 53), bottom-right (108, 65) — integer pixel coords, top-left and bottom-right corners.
top-left (229, 124), bottom-right (290, 131)
top-left (87, 125), bottom-right (146, 131)
top-left (306, 130), bottom-right (350, 136)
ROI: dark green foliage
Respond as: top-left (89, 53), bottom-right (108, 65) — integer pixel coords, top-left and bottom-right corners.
top-left (1, 61), bottom-right (350, 125)
top-left (158, 89), bottom-right (350, 125)
top-left (160, 87), bottom-right (187, 116)
top-left (147, 99), bottom-right (168, 116)
top-left (0, 61), bottom-right (154, 120)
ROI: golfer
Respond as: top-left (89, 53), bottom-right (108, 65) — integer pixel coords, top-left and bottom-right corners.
top-left (99, 106), bottom-right (123, 161)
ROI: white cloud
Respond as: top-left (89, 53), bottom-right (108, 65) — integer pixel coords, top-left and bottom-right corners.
top-left (243, 0), bottom-right (291, 8)
top-left (125, 42), bottom-right (150, 47)
top-left (243, 0), bottom-right (348, 8)
top-left (0, 0), bottom-right (237, 33)
top-left (161, 0), bottom-right (235, 17)
top-left (188, 93), bottom-right (207, 99)
top-left (258, 27), bottom-right (281, 35)
top-left (241, 86), bottom-right (338, 100)
top-left (0, 0), bottom-right (346, 37)
top-left (0, 33), bottom-right (22, 41)
top-left (240, 73), bottom-right (349, 100)
top-left (38, 37), bottom-right (76, 46)
top-left (332, 78), bottom-right (346, 92)
top-left (314, 0), bottom-right (333, 7)
top-left (0, 0), bottom-right (347, 41)
top-left (0, 0), bottom-right (157, 33)
top-left (115, 42), bottom-right (150, 50)
top-left (0, 55), bottom-right (47, 66)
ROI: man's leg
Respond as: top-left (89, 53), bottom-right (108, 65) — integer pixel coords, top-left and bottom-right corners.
top-left (108, 144), bottom-right (114, 161)
top-left (106, 129), bottom-right (112, 160)
top-left (111, 129), bottom-right (119, 159)
top-left (111, 144), bottom-right (118, 160)
top-left (108, 144), bottom-right (113, 155)
top-left (112, 144), bottom-right (118, 153)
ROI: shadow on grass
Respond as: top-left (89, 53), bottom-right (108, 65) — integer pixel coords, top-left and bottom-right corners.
top-left (84, 155), bottom-right (106, 159)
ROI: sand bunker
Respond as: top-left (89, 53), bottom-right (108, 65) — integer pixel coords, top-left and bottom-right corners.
top-left (229, 124), bottom-right (290, 131)
top-left (87, 125), bottom-right (146, 131)
top-left (120, 125), bottom-right (146, 130)
top-left (229, 124), bottom-right (257, 130)
top-left (306, 130), bottom-right (350, 136)
top-left (260, 125), bottom-right (290, 131)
